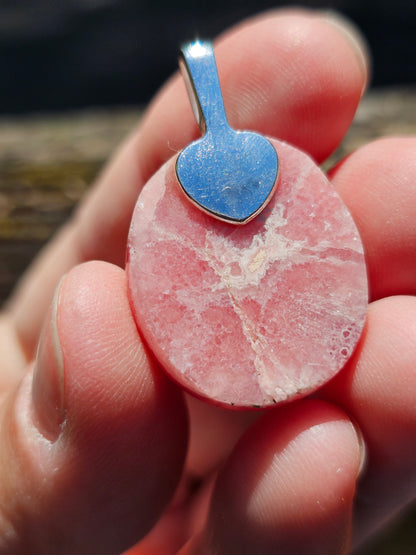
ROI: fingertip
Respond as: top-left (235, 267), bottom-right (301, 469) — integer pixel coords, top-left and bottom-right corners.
top-left (213, 10), bottom-right (369, 162)
top-left (198, 400), bottom-right (362, 554)
top-left (321, 10), bottom-right (371, 95)
top-left (59, 261), bottom-right (187, 432)
top-left (329, 137), bottom-right (416, 299)
top-left (324, 295), bottom-right (416, 449)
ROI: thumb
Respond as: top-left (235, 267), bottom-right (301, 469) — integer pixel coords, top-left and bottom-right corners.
top-left (0, 262), bottom-right (188, 554)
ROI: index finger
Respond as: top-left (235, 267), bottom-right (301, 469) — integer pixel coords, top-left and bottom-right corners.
top-left (6, 9), bottom-right (368, 358)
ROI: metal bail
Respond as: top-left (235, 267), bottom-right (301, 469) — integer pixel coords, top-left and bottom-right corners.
top-left (176, 40), bottom-right (279, 225)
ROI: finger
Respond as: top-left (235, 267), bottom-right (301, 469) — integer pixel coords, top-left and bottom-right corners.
top-left (330, 137), bottom-right (416, 300)
top-left (137, 9), bottom-right (368, 179)
top-left (0, 262), bottom-right (188, 553)
top-left (184, 394), bottom-right (259, 478)
top-left (183, 400), bottom-right (363, 554)
top-left (7, 9), bottom-right (369, 357)
top-left (320, 296), bottom-right (416, 546)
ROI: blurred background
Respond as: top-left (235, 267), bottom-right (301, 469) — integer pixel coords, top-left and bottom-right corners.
top-left (0, 2), bottom-right (415, 553)
top-left (0, 0), bottom-right (414, 113)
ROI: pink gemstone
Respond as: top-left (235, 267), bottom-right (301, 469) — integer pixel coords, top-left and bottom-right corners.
top-left (126, 140), bottom-right (368, 408)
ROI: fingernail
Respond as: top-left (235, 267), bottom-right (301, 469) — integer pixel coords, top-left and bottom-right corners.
top-left (322, 11), bottom-right (371, 96)
top-left (32, 276), bottom-right (66, 440)
top-left (350, 418), bottom-right (367, 478)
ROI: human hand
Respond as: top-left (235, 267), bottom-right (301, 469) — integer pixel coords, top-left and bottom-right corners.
top-left (1, 9), bottom-right (415, 554)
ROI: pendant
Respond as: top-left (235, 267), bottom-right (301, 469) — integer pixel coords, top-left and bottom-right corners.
top-left (176, 41), bottom-right (279, 224)
top-left (126, 41), bottom-right (368, 409)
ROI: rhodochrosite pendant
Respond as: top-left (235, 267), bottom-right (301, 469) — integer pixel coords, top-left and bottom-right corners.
top-left (126, 41), bottom-right (368, 409)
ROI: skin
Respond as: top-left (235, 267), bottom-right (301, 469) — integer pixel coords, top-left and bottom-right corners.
top-left (0, 8), bottom-right (415, 554)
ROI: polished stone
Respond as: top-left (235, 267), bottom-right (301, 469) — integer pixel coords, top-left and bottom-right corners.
top-left (127, 139), bottom-right (368, 409)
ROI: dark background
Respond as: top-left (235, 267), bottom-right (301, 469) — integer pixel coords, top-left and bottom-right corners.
top-left (0, 0), bottom-right (415, 114)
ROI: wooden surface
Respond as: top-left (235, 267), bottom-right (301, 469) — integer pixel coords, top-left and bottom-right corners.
top-left (0, 109), bottom-right (141, 301)
top-left (0, 88), bottom-right (415, 552)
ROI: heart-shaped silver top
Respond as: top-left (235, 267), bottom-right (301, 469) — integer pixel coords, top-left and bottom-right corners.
top-left (176, 41), bottom-right (279, 224)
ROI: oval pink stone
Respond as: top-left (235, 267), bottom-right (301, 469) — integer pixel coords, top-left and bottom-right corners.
top-left (126, 139), bottom-right (368, 408)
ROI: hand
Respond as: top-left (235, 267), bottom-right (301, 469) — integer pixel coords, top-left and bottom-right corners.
top-left (1, 9), bottom-right (415, 554)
